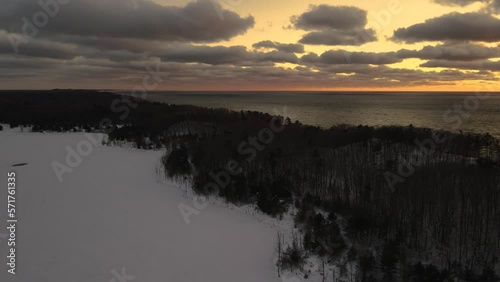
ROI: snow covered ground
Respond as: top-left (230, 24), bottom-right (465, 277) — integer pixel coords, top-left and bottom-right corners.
top-left (0, 127), bottom-right (285, 282)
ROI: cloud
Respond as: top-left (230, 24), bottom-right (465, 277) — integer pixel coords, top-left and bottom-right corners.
top-left (291, 5), bottom-right (376, 46)
top-left (494, 0), bottom-right (500, 10)
top-left (48, 36), bottom-right (169, 53)
top-left (432, 0), bottom-right (500, 12)
top-left (299, 29), bottom-right (376, 46)
top-left (1, 34), bottom-right (495, 89)
top-left (302, 50), bottom-right (401, 65)
top-left (0, 0), bottom-right (254, 42)
top-left (392, 12), bottom-right (500, 43)
top-left (2, 1), bottom-right (499, 89)
top-left (0, 31), bottom-right (79, 59)
top-left (158, 45), bottom-right (250, 65)
top-left (397, 42), bottom-right (500, 61)
top-left (1, 54), bottom-right (496, 89)
top-left (291, 5), bottom-right (367, 30)
top-left (255, 50), bottom-right (299, 64)
top-left (421, 59), bottom-right (500, 71)
top-left (1, 31), bottom-right (302, 66)
top-left (0, 31), bottom-right (153, 62)
top-left (434, 0), bottom-right (485, 6)
top-left (252, 41), bottom-right (305, 53)
top-left (157, 45), bottom-right (298, 65)
top-left (0, 55), bottom-right (64, 70)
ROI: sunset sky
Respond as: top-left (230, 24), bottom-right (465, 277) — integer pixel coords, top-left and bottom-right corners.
top-left (1, 0), bottom-right (499, 91)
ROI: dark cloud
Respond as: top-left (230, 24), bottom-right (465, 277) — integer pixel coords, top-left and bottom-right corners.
top-left (1, 36), bottom-right (495, 89)
top-left (157, 46), bottom-right (250, 65)
top-left (299, 29), bottom-right (376, 46)
top-left (302, 50), bottom-right (401, 65)
top-left (255, 50), bottom-right (299, 64)
top-left (1, 32), bottom-right (299, 66)
top-left (421, 59), bottom-right (500, 71)
top-left (291, 5), bottom-right (367, 30)
top-left (433, 0), bottom-right (500, 12)
top-left (0, 31), bottom-right (150, 62)
top-left (158, 45), bottom-right (250, 65)
top-left (1, 54), bottom-right (496, 89)
top-left (397, 43), bottom-right (500, 61)
top-left (252, 41), bottom-right (305, 53)
top-left (494, 0), bottom-right (500, 10)
top-left (0, 0), bottom-right (497, 90)
top-left (125, 62), bottom-right (495, 88)
top-left (392, 12), bottom-right (500, 43)
top-left (49, 36), bottom-right (169, 53)
top-left (434, 0), bottom-right (485, 6)
top-left (291, 5), bottom-right (376, 46)
top-left (157, 45), bottom-right (298, 65)
top-left (0, 0), bottom-right (254, 42)
top-left (0, 31), bottom-right (78, 59)
top-left (0, 55), bottom-right (64, 70)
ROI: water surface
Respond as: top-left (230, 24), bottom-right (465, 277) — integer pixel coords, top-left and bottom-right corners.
top-left (143, 92), bottom-right (500, 138)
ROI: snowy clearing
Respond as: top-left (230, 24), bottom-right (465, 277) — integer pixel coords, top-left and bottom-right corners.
top-left (0, 127), bottom-right (283, 282)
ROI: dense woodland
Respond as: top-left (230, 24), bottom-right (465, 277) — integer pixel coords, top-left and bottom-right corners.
top-left (1, 90), bottom-right (499, 282)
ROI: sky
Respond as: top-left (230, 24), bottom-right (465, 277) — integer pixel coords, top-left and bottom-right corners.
top-left (0, 0), bottom-right (499, 91)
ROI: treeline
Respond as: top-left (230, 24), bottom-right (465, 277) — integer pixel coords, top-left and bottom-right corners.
top-left (1, 90), bottom-right (499, 282)
top-left (165, 121), bottom-right (500, 282)
top-left (159, 108), bottom-right (500, 281)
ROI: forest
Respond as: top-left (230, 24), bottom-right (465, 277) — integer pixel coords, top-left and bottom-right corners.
top-left (1, 90), bottom-right (499, 282)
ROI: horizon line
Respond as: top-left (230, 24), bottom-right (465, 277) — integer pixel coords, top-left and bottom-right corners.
top-left (1, 89), bottom-right (500, 93)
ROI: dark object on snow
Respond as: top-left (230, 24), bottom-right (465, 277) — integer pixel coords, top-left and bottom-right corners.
top-left (12, 163), bottom-right (28, 167)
